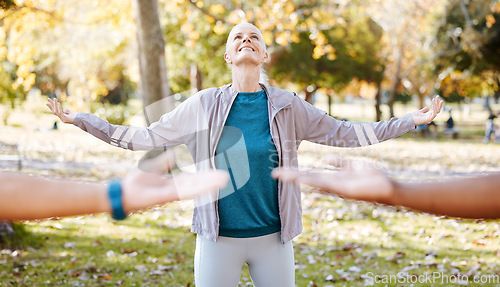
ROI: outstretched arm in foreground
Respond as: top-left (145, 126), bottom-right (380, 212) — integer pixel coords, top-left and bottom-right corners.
top-left (0, 159), bottom-right (228, 221)
top-left (273, 158), bottom-right (500, 219)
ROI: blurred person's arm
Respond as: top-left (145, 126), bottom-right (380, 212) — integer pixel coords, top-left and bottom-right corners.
top-left (390, 174), bottom-right (500, 219)
top-left (0, 169), bottom-right (228, 221)
top-left (273, 160), bottom-right (500, 219)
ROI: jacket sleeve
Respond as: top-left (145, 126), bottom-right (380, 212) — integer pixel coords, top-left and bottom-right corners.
top-left (72, 94), bottom-right (204, 151)
top-left (293, 96), bottom-right (416, 147)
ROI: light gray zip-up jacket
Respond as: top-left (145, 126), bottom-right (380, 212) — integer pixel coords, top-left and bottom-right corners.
top-left (73, 83), bottom-right (415, 244)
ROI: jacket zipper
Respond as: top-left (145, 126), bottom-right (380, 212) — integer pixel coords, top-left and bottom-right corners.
top-left (211, 88), bottom-right (239, 238)
top-left (267, 92), bottom-right (292, 244)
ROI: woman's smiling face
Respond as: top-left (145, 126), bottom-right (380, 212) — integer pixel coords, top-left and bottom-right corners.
top-left (225, 23), bottom-right (268, 67)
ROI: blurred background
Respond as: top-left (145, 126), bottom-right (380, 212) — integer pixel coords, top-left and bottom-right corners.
top-left (0, 0), bottom-right (499, 286)
top-left (0, 0), bottom-right (498, 125)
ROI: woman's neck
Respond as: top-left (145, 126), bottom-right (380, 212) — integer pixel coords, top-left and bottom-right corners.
top-left (231, 65), bottom-right (262, 93)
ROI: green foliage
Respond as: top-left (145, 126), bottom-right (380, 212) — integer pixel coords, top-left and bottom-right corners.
top-left (0, 223), bottom-right (42, 250)
top-left (395, 90), bottom-right (412, 104)
top-left (435, 0), bottom-right (500, 73)
top-left (0, 0), bottom-right (15, 10)
top-left (0, 62), bottom-right (24, 125)
top-left (0, 63), bottom-right (23, 108)
top-left (441, 90), bottom-right (464, 103)
top-left (271, 14), bottom-right (384, 94)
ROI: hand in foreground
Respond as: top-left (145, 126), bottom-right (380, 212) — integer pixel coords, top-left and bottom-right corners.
top-left (272, 157), bottom-right (394, 204)
top-left (122, 152), bottom-right (229, 213)
top-left (411, 96), bottom-right (443, 126)
top-left (46, 98), bottom-right (78, 124)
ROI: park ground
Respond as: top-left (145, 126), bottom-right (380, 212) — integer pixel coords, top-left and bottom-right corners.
top-left (0, 95), bottom-right (500, 286)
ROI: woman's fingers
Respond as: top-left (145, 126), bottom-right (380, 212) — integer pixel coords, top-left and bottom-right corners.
top-left (420, 107), bottom-right (430, 114)
top-left (47, 98), bottom-right (73, 123)
top-left (56, 100), bottom-right (63, 116)
top-left (432, 96), bottom-right (443, 115)
top-left (47, 98), bottom-right (60, 117)
top-left (46, 99), bottom-right (56, 113)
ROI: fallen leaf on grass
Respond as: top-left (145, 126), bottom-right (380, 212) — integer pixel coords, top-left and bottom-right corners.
top-left (98, 274), bottom-right (112, 280)
top-left (69, 270), bottom-right (82, 277)
top-left (386, 252), bottom-right (405, 262)
top-left (483, 232), bottom-right (498, 239)
top-left (122, 249), bottom-right (143, 254)
top-left (472, 240), bottom-right (486, 246)
top-left (175, 253), bottom-right (186, 263)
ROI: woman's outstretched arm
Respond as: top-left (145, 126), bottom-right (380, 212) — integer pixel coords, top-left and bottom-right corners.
top-left (47, 96), bottom-right (200, 151)
top-left (295, 96), bottom-right (443, 147)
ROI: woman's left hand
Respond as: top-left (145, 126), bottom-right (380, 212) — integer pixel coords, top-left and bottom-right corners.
top-left (411, 96), bottom-right (443, 126)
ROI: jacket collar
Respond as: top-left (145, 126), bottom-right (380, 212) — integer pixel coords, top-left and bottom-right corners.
top-left (219, 83), bottom-right (294, 111)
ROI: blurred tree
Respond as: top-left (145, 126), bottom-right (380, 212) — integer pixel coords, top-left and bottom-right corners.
top-left (132, 0), bottom-right (172, 124)
top-left (0, 62), bottom-right (23, 125)
top-left (365, 0), bottom-right (448, 117)
top-left (157, 0), bottom-right (351, 92)
top-left (434, 0), bottom-right (500, 102)
top-left (0, 0), bottom-right (15, 10)
top-left (0, 0), bottom-right (137, 112)
top-left (270, 11), bottom-right (385, 115)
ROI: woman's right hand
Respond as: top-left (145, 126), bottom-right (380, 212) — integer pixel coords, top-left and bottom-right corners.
top-left (46, 98), bottom-right (78, 124)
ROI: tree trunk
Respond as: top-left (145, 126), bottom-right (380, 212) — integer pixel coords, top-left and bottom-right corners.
top-left (132, 0), bottom-right (173, 125)
top-left (327, 92), bottom-right (333, 116)
top-left (387, 52), bottom-right (403, 118)
top-left (375, 86), bottom-right (382, 121)
top-left (417, 93), bottom-right (425, 109)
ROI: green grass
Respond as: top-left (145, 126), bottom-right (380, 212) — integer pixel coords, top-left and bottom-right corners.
top-left (1, 214), bottom-right (199, 286)
top-left (1, 101), bottom-right (499, 286)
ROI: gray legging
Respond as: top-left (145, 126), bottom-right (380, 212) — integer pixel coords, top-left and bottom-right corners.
top-left (194, 232), bottom-right (295, 287)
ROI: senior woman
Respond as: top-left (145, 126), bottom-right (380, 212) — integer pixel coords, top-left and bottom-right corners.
top-left (48, 23), bottom-right (442, 287)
